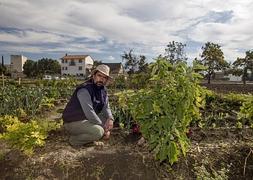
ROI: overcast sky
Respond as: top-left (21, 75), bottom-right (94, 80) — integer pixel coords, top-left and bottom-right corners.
top-left (0, 0), bottom-right (253, 64)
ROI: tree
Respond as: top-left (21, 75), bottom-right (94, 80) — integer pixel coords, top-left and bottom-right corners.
top-left (37, 58), bottom-right (61, 76)
top-left (23, 60), bottom-right (36, 77)
top-left (200, 42), bottom-right (228, 84)
top-left (23, 58), bottom-right (61, 78)
top-left (233, 50), bottom-right (253, 85)
top-left (0, 56), bottom-right (6, 75)
top-left (121, 49), bottom-right (148, 75)
top-left (164, 41), bottom-right (187, 64)
top-left (91, 60), bottom-right (102, 70)
top-left (137, 55), bottom-right (148, 73)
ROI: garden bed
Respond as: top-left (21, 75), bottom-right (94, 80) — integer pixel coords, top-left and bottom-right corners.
top-left (0, 125), bottom-right (253, 179)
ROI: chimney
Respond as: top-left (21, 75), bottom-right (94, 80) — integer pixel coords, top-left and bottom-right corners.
top-left (65, 53), bottom-right (68, 57)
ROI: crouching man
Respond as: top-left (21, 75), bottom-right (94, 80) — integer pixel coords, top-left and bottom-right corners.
top-left (62, 64), bottom-right (114, 146)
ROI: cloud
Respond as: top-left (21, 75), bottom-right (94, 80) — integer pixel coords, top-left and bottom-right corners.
top-left (0, 0), bottom-right (253, 63)
top-left (0, 29), bottom-right (69, 43)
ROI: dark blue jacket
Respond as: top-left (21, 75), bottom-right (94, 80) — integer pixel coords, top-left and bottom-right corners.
top-left (62, 79), bottom-right (107, 123)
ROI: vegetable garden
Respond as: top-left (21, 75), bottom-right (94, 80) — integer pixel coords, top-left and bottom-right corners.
top-left (0, 59), bottom-right (253, 179)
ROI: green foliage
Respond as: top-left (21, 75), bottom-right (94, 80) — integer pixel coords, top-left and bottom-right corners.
top-left (116, 58), bottom-right (205, 165)
top-left (122, 49), bottom-right (149, 75)
top-left (0, 65), bottom-right (6, 75)
top-left (110, 94), bottom-right (132, 129)
top-left (23, 60), bottom-right (37, 77)
top-left (23, 58), bottom-right (61, 78)
top-left (0, 85), bottom-right (43, 117)
top-left (199, 92), bottom-right (252, 128)
top-left (0, 115), bottom-right (19, 132)
top-left (0, 56), bottom-right (6, 75)
top-left (0, 115), bottom-right (62, 155)
top-left (0, 80), bottom-right (75, 117)
top-left (109, 73), bottom-right (151, 90)
top-left (127, 72), bottom-right (151, 89)
top-left (238, 96), bottom-right (253, 126)
top-left (38, 78), bottom-right (77, 99)
top-left (194, 162), bottom-right (229, 180)
top-left (223, 93), bottom-right (250, 104)
top-left (164, 41), bottom-right (187, 64)
top-left (109, 75), bottom-right (127, 89)
top-left (233, 50), bottom-right (253, 84)
top-left (200, 42), bottom-right (229, 83)
top-left (39, 97), bottom-right (56, 109)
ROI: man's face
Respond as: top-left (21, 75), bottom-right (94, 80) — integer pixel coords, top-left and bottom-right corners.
top-left (93, 71), bottom-right (108, 86)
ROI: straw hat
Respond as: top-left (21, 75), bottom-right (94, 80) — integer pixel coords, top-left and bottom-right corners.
top-left (92, 64), bottom-right (112, 79)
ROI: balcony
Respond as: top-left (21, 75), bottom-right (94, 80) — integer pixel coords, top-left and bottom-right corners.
top-left (69, 61), bottom-right (76, 66)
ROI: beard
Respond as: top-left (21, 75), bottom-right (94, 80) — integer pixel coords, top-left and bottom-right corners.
top-left (95, 81), bottom-right (104, 86)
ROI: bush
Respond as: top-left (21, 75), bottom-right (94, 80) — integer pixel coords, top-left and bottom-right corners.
top-left (0, 115), bottom-right (62, 155)
top-left (116, 58), bottom-right (206, 165)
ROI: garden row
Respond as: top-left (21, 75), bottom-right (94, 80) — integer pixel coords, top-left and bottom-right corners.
top-left (1, 59), bottom-right (253, 165)
top-left (0, 79), bottom-right (77, 154)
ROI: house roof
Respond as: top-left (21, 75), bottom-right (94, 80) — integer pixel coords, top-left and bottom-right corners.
top-left (103, 63), bottom-right (123, 73)
top-left (61, 55), bottom-right (89, 60)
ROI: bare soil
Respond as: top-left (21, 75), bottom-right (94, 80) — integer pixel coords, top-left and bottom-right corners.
top-left (1, 125), bottom-right (253, 180)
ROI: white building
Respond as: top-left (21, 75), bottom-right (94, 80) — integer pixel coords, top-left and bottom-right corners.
top-left (61, 54), bottom-right (94, 76)
top-left (225, 74), bottom-right (242, 82)
top-left (10, 55), bottom-right (27, 72)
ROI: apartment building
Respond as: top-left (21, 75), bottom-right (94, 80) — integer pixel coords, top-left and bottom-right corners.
top-left (10, 55), bottom-right (27, 72)
top-left (61, 54), bottom-right (94, 76)
top-left (10, 55), bottom-right (27, 78)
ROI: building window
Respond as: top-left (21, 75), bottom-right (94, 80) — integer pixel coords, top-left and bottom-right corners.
top-left (62, 67), bottom-right (64, 70)
top-left (61, 59), bottom-right (64, 63)
top-left (79, 66), bottom-right (82, 70)
top-left (79, 73), bottom-right (83, 76)
top-left (69, 60), bottom-right (75, 66)
top-left (79, 59), bottom-right (82, 63)
top-left (65, 67), bottom-right (68, 70)
top-left (65, 60), bottom-right (68, 63)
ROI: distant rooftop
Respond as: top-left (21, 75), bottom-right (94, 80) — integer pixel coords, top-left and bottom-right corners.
top-left (61, 55), bottom-right (89, 59)
top-left (103, 63), bottom-right (123, 73)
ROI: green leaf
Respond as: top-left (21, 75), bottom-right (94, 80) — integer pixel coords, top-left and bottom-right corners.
top-left (168, 141), bottom-right (179, 165)
top-left (159, 144), bottom-right (169, 162)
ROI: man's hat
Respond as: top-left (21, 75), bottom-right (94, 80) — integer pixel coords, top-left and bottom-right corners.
top-left (92, 64), bottom-right (112, 79)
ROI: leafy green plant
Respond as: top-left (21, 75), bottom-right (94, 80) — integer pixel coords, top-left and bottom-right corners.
top-left (0, 115), bottom-right (62, 155)
top-left (238, 96), bottom-right (253, 126)
top-left (199, 91), bottom-right (252, 128)
top-left (194, 164), bottom-right (229, 180)
top-left (39, 97), bottom-right (56, 110)
top-left (116, 58), bottom-right (206, 165)
top-left (0, 115), bottom-right (19, 132)
top-left (0, 82), bottom-right (75, 117)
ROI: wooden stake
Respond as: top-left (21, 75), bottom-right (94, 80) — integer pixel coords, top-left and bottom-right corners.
top-left (243, 148), bottom-right (253, 176)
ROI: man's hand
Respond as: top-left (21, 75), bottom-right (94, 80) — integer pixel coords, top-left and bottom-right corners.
top-left (104, 118), bottom-right (113, 132)
top-left (103, 119), bottom-right (113, 140)
top-left (103, 131), bottom-right (110, 140)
